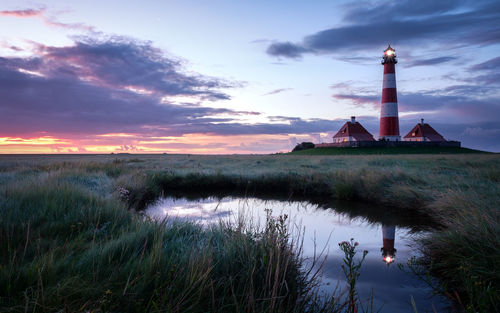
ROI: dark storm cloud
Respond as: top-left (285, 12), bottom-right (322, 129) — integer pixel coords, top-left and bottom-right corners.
top-left (0, 37), bottom-right (342, 138)
top-left (0, 63), bottom-right (233, 136)
top-left (266, 42), bottom-right (310, 59)
top-left (0, 37), bottom-right (233, 136)
top-left (34, 37), bottom-right (232, 100)
top-left (266, 0), bottom-right (500, 58)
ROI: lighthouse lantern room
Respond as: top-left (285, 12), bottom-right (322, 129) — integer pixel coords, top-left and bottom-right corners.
top-left (379, 45), bottom-right (401, 141)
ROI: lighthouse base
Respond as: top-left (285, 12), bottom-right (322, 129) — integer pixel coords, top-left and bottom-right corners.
top-left (379, 135), bottom-right (401, 141)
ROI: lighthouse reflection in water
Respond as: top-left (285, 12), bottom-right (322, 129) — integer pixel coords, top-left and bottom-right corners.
top-left (146, 197), bottom-right (449, 312)
top-left (381, 225), bottom-right (397, 264)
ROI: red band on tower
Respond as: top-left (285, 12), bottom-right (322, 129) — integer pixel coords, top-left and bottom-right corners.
top-left (383, 62), bottom-right (395, 74)
top-left (381, 89), bottom-right (398, 103)
top-left (380, 117), bottom-right (400, 136)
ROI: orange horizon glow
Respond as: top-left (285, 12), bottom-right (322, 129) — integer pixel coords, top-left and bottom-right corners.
top-left (0, 132), bottom-right (324, 154)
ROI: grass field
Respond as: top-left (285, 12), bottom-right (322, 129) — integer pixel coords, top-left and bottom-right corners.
top-left (1, 153), bottom-right (499, 312)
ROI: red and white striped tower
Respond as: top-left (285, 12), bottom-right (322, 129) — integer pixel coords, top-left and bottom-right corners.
top-left (379, 45), bottom-right (401, 141)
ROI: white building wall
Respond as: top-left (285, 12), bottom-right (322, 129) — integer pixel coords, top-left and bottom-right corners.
top-left (333, 136), bottom-right (356, 143)
top-left (404, 137), bottom-right (430, 142)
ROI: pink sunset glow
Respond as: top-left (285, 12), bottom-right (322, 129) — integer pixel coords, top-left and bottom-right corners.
top-left (0, 133), bottom-right (329, 154)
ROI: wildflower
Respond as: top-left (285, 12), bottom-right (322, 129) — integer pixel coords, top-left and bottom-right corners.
top-left (117, 186), bottom-right (130, 200)
top-left (105, 289), bottom-right (112, 295)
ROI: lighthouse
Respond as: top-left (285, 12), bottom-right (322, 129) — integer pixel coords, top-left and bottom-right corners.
top-left (381, 225), bottom-right (397, 264)
top-left (379, 45), bottom-right (401, 141)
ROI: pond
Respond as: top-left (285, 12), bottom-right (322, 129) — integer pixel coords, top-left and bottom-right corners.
top-left (145, 196), bottom-right (451, 312)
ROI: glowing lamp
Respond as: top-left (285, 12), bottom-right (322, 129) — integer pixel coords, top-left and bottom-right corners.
top-left (385, 49), bottom-right (394, 56)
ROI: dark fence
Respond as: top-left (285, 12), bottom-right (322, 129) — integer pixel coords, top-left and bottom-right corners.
top-left (315, 141), bottom-right (461, 148)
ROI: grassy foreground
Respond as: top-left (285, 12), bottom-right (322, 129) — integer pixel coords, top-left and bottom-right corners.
top-left (1, 153), bottom-right (499, 312)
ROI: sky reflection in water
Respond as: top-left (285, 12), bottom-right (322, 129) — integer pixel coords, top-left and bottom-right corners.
top-left (146, 197), bottom-right (450, 312)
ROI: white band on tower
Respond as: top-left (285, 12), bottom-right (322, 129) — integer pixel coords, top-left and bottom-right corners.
top-left (382, 74), bottom-right (396, 89)
top-left (380, 102), bottom-right (398, 117)
top-left (382, 226), bottom-right (395, 240)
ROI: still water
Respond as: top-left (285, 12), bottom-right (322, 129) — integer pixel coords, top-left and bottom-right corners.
top-left (146, 196), bottom-right (450, 312)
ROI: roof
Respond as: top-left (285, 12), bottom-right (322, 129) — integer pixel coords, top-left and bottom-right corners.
top-left (333, 121), bottom-right (375, 141)
top-left (403, 123), bottom-right (446, 141)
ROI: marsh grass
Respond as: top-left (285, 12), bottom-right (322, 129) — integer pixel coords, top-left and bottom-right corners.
top-left (415, 190), bottom-right (500, 312)
top-left (0, 167), bottom-right (346, 312)
top-left (1, 153), bottom-right (499, 312)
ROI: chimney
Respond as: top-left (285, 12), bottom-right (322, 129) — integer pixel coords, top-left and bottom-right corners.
top-left (420, 118), bottom-right (424, 125)
top-left (351, 116), bottom-right (356, 124)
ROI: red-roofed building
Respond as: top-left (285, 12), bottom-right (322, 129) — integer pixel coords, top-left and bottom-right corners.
top-left (403, 119), bottom-right (446, 142)
top-left (332, 116), bottom-right (375, 143)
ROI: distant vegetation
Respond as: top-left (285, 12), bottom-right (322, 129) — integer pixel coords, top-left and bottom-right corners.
top-left (292, 141), bottom-right (315, 152)
top-left (1, 153), bottom-right (499, 312)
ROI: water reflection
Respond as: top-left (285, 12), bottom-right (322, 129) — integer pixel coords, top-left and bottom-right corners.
top-left (145, 196), bottom-right (450, 312)
top-left (381, 225), bottom-right (397, 265)
top-left (146, 197), bottom-right (233, 223)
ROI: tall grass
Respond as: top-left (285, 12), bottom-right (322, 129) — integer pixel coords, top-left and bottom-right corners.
top-left (415, 190), bottom-right (500, 312)
top-left (0, 167), bottom-right (346, 312)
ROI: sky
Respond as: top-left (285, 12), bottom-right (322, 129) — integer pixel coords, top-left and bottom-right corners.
top-left (0, 0), bottom-right (499, 154)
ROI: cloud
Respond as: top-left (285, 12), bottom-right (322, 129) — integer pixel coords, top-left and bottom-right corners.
top-left (462, 126), bottom-right (500, 137)
top-left (262, 88), bottom-right (293, 96)
top-left (332, 94), bottom-right (379, 107)
top-left (142, 117), bottom-right (343, 137)
top-left (469, 56), bottom-right (500, 72)
top-left (406, 56), bottom-right (457, 67)
top-left (266, 0), bottom-right (500, 58)
top-left (0, 37), bottom-right (234, 136)
top-left (466, 56), bottom-right (500, 86)
top-left (34, 37), bottom-right (232, 100)
top-left (0, 36), bottom-right (344, 144)
top-left (266, 42), bottom-right (310, 59)
top-left (0, 8), bottom-right (44, 17)
top-left (332, 85), bottom-right (500, 125)
top-left (0, 6), bottom-right (94, 31)
top-left (426, 121), bottom-right (500, 152)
